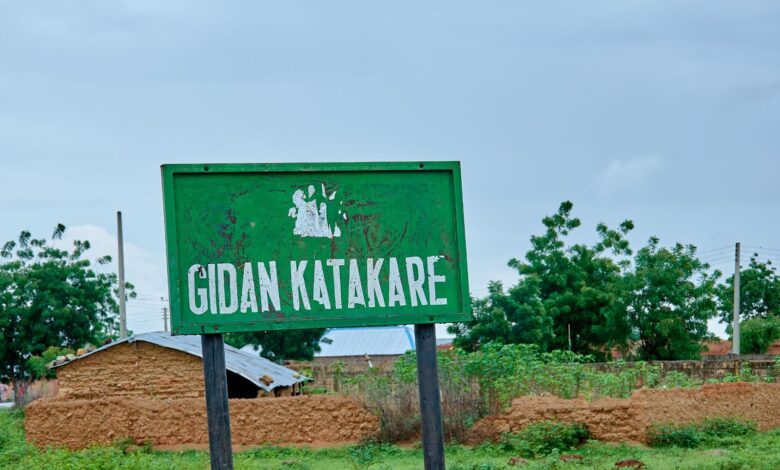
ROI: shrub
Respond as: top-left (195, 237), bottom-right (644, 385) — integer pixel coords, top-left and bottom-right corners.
top-left (499, 421), bottom-right (589, 457)
top-left (646, 423), bottom-right (702, 448)
top-left (699, 417), bottom-right (757, 439)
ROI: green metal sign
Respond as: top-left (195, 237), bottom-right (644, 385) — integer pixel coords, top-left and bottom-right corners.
top-left (162, 162), bottom-right (470, 335)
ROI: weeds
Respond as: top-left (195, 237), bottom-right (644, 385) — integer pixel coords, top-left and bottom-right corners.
top-left (499, 421), bottom-right (589, 457)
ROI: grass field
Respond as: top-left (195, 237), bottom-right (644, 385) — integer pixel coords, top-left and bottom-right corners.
top-left (3, 410), bottom-right (780, 470)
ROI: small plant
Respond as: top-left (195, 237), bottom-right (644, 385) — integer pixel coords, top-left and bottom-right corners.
top-left (141, 439), bottom-right (154, 454)
top-left (661, 371), bottom-right (697, 388)
top-left (499, 421), bottom-right (588, 457)
top-left (647, 423), bottom-right (702, 448)
top-left (346, 440), bottom-right (398, 469)
top-left (113, 437), bottom-right (135, 455)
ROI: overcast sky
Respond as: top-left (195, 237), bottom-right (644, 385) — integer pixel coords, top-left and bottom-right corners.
top-left (1, 1), bottom-right (778, 337)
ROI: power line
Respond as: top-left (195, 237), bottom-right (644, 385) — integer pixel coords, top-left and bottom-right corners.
top-left (744, 245), bottom-right (780, 253)
top-left (696, 245), bottom-right (733, 256)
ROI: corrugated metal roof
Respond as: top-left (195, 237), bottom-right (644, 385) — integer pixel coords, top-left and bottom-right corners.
top-left (316, 326), bottom-right (416, 357)
top-left (53, 331), bottom-right (306, 393)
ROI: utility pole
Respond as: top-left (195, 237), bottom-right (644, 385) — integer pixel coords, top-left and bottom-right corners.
top-left (162, 307), bottom-right (169, 333)
top-left (117, 211), bottom-right (127, 340)
top-left (732, 242), bottom-right (741, 355)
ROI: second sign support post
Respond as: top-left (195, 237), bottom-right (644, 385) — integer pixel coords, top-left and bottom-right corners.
top-left (415, 323), bottom-right (446, 470)
top-left (201, 334), bottom-right (234, 470)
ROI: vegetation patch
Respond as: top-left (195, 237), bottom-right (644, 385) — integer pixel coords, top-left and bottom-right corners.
top-left (498, 421), bottom-right (589, 457)
top-left (647, 418), bottom-right (758, 448)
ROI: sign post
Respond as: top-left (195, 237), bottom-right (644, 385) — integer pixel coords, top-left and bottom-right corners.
top-left (201, 334), bottom-right (233, 470)
top-left (415, 323), bottom-right (445, 469)
top-left (162, 162), bottom-right (470, 469)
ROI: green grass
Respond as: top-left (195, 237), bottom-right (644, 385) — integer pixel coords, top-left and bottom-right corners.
top-left (3, 410), bottom-right (780, 469)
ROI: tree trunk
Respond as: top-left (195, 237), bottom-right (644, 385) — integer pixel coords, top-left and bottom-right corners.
top-left (12, 379), bottom-right (30, 408)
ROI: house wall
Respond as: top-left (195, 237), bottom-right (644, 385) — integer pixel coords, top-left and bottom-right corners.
top-left (56, 342), bottom-right (207, 399)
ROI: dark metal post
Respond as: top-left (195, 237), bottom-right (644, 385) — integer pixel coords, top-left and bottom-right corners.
top-left (414, 323), bottom-right (445, 470)
top-left (201, 334), bottom-right (234, 470)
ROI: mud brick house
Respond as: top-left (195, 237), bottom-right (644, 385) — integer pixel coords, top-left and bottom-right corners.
top-left (52, 331), bottom-right (307, 399)
top-left (26, 332), bottom-right (380, 449)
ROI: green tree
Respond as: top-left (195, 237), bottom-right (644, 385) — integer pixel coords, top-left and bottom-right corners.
top-left (740, 317), bottom-right (780, 354)
top-left (226, 328), bottom-right (326, 362)
top-left (717, 255), bottom-right (780, 329)
top-left (0, 225), bottom-right (130, 404)
top-left (616, 238), bottom-right (719, 360)
top-left (452, 201), bottom-right (633, 357)
top-left (507, 202), bottom-right (633, 357)
top-left (449, 280), bottom-right (553, 351)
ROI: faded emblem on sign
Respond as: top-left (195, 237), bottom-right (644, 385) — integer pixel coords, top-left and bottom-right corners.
top-left (288, 184), bottom-right (346, 238)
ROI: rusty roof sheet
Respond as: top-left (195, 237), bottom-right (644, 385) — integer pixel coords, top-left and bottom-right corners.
top-left (52, 331), bottom-right (306, 393)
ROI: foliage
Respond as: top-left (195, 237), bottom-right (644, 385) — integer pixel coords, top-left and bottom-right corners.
top-left (506, 201), bottom-right (634, 357)
top-left (718, 255), bottom-right (780, 327)
top-left (698, 417), bottom-right (757, 439)
top-left (647, 423), bottom-right (702, 448)
top-left (343, 348), bottom-right (483, 442)
top-left (648, 418), bottom-right (757, 449)
top-left (25, 347), bottom-right (73, 381)
top-left (740, 317), bottom-right (780, 354)
top-left (0, 226), bottom-right (133, 405)
top-left (341, 342), bottom-right (771, 444)
top-left (453, 201), bottom-right (725, 361)
top-left (450, 279), bottom-right (554, 353)
top-left (615, 237), bottom-right (720, 360)
top-left (499, 421), bottom-right (589, 457)
top-left (225, 328), bottom-right (326, 362)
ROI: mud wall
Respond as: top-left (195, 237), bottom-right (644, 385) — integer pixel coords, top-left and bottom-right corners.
top-left (25, 395), bottom-right (379, 450)
top-left (468, 382), bottom-right (780, 444)
top-left (57, 342), bottom-right (205, 400)
top-left (590, 356), bottom-right (778, 381)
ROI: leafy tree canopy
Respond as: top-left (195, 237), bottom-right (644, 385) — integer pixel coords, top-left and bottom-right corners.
top-left (452, 201), bottom-right (724, 361)
top-left (615, 238), bottom-right (720, 360)
top-left (717, 255), bottom-right (780, 329)
top-left (452, 202), bottom-right (634, 358)
top-left (0, 225), bottom-right (132, 403)
top-left (226, 328), bottom-right (326, 362)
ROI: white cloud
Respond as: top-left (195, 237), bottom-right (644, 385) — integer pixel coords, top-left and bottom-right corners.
top-left (53, 224), bottom-right (168, 334)
top-left (590, 155), bottom-right (663, 197)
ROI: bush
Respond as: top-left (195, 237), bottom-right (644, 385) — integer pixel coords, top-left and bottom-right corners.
top-left (699, 417), bottom-right (757, 439)
top-left (499, 421), bottom-right (588, 457)
top-left (740, 317), bottom-right (780, 354)
top-left (647, 423), bottom-right (702, 448)
top-left (647, 418), bottom-right (757, 448)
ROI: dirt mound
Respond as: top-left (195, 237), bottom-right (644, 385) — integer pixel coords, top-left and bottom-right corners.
top-left (25, 395), bottom-right (379, 450)
top-left (467, 382), bottom-right (780, 444)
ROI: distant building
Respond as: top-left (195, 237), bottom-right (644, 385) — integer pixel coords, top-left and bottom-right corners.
top-left (316, 326), bottom-right (416, 364)
top-left (279, 326), bottom-right (453, 390)
top-left (53, 332), bottom-right (307, 399)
